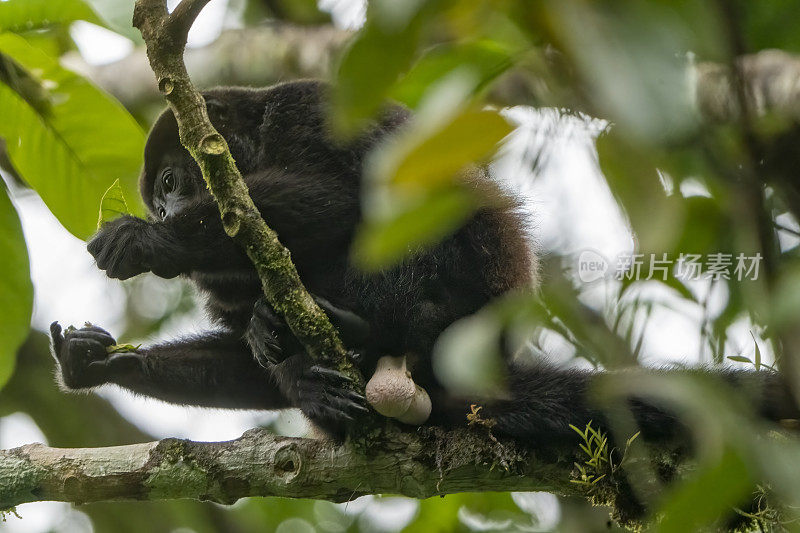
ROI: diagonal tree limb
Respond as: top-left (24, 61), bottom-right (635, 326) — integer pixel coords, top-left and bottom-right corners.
top-left (131, 0), bottom-right (361, 381)
top-left (167, 0), bottom-right (212, 43)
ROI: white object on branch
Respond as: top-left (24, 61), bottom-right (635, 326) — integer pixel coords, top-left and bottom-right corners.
top-left (366, 355), bottom-right (432, 425)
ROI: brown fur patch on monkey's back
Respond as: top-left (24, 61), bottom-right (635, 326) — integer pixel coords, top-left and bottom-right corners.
top-left (458, 166), bottom-right (538, 298)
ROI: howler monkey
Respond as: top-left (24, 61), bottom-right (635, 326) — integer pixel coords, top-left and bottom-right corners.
top-left (50, 80), bottom-right (798, 444)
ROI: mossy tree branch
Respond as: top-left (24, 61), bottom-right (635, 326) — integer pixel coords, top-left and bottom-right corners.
top-left (130, 0), bottom-right (360, 380)
top-left (0, 428), bottom-right (593, 509)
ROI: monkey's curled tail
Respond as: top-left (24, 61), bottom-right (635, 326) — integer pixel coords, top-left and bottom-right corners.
top-left (433, 363), bottom-right (799, 447)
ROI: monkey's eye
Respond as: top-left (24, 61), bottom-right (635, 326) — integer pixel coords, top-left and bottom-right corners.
top-left (158, 207), bottom-right (166, 220)
top-left (162, 169), bottom-right (175, 191)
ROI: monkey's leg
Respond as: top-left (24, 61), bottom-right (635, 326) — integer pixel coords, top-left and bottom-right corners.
top-left (244, 297), bottom-right (370, 429)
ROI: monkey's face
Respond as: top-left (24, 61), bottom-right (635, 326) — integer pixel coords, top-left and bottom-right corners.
top-left (139, 91), bottom-right (262, 220)
top-left (140, 109), bottom-right (210, 221)
top-left (150, 148), bottom-right (208, 220)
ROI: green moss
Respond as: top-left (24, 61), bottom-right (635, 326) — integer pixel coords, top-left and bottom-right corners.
top-left (726, 485), bottom-right (786, 532)
top-left (145, 458), bottom-right (212, 500)
top-left (0, 454), bottom-right (46, 509)
top-left (144, 439), bottom-right (208, 500)
top-left (0, 507), bottom-right (21, 521)
top-left (156, 439), bottom-right (190, 464)
top-left (568, 422), bottom-right (645, 530)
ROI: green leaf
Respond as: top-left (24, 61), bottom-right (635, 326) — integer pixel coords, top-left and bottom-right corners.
top-left (626, 431), bottom-right (640, 448)
top-left (432, 311), bottom-right (507, 397)
top-left (408, 493), bottom-right (527, 533)
top-left (0, 51), bottom-right (51, 115)
top-left (85, 0), bottom-right (142, 42)
top-left (391, 40), bottom-right (514, 109)
top-left (751, 332), bottom-right (762, 371)
top-left (541, 2), bottom-right (700, 143)
top-left (569, 423), bottom-right (586, 439)
top-left (357, 72), bottom-right (509, 269)
top-left (726, 355), bottom-right (753, 365)
top-left (596, 132), bottom-right (684, 254)
top-left (352, 186), bottom-right (477, 270)
top-left (97, 178), bottom-right (130, 229)
top-left (656, 447), bottom-right (753, 533)
top-left (378, 107), bottom-right (513, 190)
top-left (332, 0), bottom-right (436, 134)
top-left (0, 185), bottom-right (32, 389)
top-left (0, 32), bottom-right (145, 239)
top-left (741, 0), bottom-right (800, 53)
top-left (0, 0), bottom-right (103, 32)
top-left (106, 343), bottom-right (140, 354)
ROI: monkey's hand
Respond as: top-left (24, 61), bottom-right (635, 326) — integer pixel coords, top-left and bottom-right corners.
top-left (273, 353), bottom-right (369, 424)
top-left (245, 296), bottom-right (371, 368)
top-left (88, 216), bottom-right (180, 280)
top-left (245, 298), bottom-right (297, 368)
top-left (50, 322), bottom-right (143, 389)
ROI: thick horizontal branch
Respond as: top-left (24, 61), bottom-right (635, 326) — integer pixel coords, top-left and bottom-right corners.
top-left (0, 428), bottom-right (580, 508)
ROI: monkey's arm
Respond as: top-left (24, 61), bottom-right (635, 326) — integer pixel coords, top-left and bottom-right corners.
top-left (87, 171), bottom-right (353, 281)
top-left (50, 320), bottom-right (368, 425)
top-left (86, 201), bottom-right (247, 280)
top-left (49, 323), bottom-right (288, 409)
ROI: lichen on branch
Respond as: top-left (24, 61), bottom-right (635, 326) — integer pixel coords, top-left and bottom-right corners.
top-left (0, 428), bottom-right (585, 509)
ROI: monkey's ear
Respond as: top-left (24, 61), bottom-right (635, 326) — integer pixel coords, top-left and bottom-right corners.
top-left (204, 97), bottom-right (228, 121)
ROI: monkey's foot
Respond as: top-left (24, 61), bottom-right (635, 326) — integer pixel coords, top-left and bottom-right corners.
top-left (274, 353), bottom-right (369, 424)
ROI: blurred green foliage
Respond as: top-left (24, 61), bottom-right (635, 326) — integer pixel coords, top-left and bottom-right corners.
top-left (0, 0), bottom-right (103, 33)
top-left (333, 0), bottom-right (800, 529)
top-left (0, 31), bottom-right (145, 237)
top-left (242, 0), bottom-right (331, 26)
top-left (2, 0), bottom-right (800, 531)
top-left (0, 186), bottom-right (31, 389)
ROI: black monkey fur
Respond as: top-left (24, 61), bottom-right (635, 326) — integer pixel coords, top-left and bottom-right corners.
top-left (51, 80), bottom-right (799, 445)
